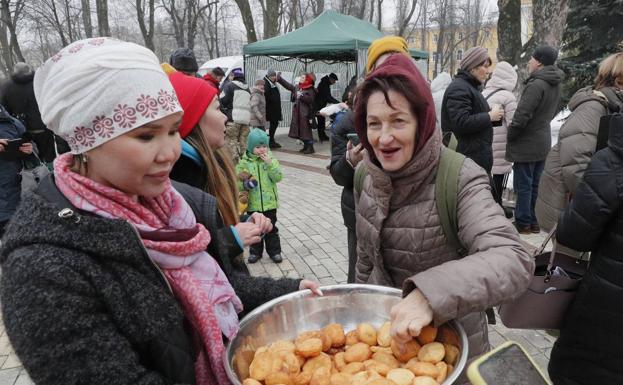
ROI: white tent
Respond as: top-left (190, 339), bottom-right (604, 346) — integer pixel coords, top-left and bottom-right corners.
top-left (197, 55), bottom-right (243, 77)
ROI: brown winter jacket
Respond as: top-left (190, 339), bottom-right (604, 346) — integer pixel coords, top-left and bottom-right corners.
top-left (249, 87), bottom-right (266, 128)
top-left (288, 87), bottom-right (316, 141)
top-left (535, 87), bottom-right (623, 232)
top-left (355, 129), bottom-right (534, 365)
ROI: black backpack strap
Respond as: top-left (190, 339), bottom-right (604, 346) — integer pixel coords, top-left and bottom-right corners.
top-left (484, 88), bottom-right (504, 101)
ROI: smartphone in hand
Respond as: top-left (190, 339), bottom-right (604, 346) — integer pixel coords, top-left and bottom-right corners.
top-left (346, 133), bottom-right (360, 146)
top-left (5, 138), bottom-right (26, 152)
top-left (467, 341), bottom-right (551, 385)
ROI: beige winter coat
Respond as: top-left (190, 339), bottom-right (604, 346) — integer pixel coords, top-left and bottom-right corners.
top-left (355, 130), bottom-right (534, 365)
top-left (535, 87), bottom-right (623, 232)
top-left (482, 62), bottom-right (517, 175)
top-left (249, 87), bottom-right (267, 128)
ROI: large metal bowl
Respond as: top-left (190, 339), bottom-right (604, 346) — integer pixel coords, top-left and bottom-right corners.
top-left (225, 284), bottom-right (469, 384)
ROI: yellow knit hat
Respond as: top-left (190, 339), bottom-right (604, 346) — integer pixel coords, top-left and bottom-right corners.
top-left (366, 36), bottom-right (410, 73)
top-left (160, 62), bottom-right (177, 75)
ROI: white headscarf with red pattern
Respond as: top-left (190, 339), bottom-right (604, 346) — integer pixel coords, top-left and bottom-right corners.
top-left (34, 37), bottom-right (182, 154)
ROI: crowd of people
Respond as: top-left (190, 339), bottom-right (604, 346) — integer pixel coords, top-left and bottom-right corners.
top-left (0, 33), bottom-right (621, 385)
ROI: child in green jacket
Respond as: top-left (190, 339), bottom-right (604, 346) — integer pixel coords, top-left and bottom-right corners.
top-left (236, 128), bottom-right (284, 263)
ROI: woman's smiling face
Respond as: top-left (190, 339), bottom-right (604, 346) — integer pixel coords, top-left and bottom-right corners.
top-left (366, 90), bottom-right (418, 172)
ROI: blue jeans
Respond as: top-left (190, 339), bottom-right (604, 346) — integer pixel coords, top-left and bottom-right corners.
top-left (513, 161), bottom-right (544, 227)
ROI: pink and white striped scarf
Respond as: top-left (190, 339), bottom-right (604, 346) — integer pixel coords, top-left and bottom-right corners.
top-left (54, 153), bottom-right (242, 385)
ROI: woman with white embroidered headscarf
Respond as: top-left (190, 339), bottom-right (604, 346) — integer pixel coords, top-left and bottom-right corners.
top-left (0, 38), bottom-right (319, 385)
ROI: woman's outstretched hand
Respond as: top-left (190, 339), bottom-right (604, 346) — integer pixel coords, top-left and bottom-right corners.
top-left (390, 288), bottom-right (434, 343)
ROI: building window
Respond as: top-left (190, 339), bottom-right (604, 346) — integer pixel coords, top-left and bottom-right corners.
top-left (458, 32), bottom-right (464, 40)
top-left (484, 29), bottom-right (490, 39)
top-left (457, 49), bottom-right (463, 61)
top-left (434, 34), bottom-right (438, 43)
top-left (433, 52), bottom-right (438, 62)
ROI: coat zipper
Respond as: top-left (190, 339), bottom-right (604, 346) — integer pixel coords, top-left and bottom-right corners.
top-left (126, 222), bottom-right (174, 295)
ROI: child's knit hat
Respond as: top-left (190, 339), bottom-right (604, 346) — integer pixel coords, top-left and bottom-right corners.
top-left (247, 128), bottom-right (269, 154)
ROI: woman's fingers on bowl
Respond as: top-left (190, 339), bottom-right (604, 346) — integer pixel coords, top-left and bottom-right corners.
top-left (299, 280), bottom-right (323, 296)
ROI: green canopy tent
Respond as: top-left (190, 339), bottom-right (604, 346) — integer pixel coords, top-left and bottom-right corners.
top-left (242, 10), bottom-right (428, 126)
top-left (243, 10), bottom-right (428, 73)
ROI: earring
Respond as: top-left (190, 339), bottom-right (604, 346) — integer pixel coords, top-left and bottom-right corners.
top-left (80, 153), bottom-right (88, 164)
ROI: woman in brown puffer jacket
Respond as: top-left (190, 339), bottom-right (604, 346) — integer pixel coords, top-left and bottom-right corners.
top-left (353, 53), bottom-right (534, 374)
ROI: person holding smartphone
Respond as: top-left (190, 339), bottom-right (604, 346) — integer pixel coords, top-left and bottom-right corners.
top-left (0, 105), bottom-right (33, 237)
top-left (328, 92), bottom-right (363, 283)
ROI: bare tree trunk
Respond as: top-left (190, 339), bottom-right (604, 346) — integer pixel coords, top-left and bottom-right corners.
top-left (95, 0), bottom-right (110, 36)
top-left (312, 0), bottom-right (324, 17)
top-left (0, 0), bottom-right (25, 62)
top-left (81, 0), bottom-right (93, 38)
top-left (396, 0), bottom-right (418, 37)
top-left (376, 0), bottom-right (383, 30)
top-left (433, 0), bottom-right (450, 77)
top-left (50, 0), bottom-right (68, 46)
top-left (162, 0), bottom-right (185, 47)
top-left (497, 0), bottom-right (520, 64)
top-left (0, 19), bottom-right (12, 73)
top-left (517, 0), bottom-right (569, 84)
top-left (214, 4), bottom-right (220, 57)
top-left (233, 0), bottom-right (257, 42)
top-left (200, 12), bottom-right (213, 58)
top-left (136, 0), bottom-right (155, 50)
top-left (419, 0), bottom-right (428, 52)
top-left (262, 0), bottom-right (281, 39)
top-left (357, 1), bottom-right (367, 19)
top-left (185, 1), bottom-right (209, 50)
top-left (63, 0), bottom-right (74, 42)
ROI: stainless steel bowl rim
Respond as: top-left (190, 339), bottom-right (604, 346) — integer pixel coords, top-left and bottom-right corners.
top-left (224, 284), bottom-right (469, 385)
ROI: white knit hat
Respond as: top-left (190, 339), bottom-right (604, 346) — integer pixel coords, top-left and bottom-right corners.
top-left (34, 38), bottom-right (182, 154)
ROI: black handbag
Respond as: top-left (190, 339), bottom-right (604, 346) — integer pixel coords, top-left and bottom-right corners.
top-left (499, 226), bottom-right (589, 329)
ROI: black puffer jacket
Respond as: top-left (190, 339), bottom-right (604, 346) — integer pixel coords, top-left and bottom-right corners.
top-left (264, 76), bottom-right (282, 122)
top-left (441, 70), bottom-right (493, 172)
top-left (313, 76), bottom-right (339, 111)
top-left (329, 110), bottom-right (356, 229)
top-left (506, 65), bottom-right (563, 163)
top-left (0, 176), bottom-right (299, 385)
top-left (170, 151), bottom-right (250, 275)
top-left (548, 113), bottom-right (623, 385)
top-left (0, 72), bottom-right (62, 162)
top-left (0, 72), bottom-right (46, 133)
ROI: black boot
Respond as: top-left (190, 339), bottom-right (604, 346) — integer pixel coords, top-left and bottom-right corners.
top-left (302, 144), bottom-right (315, 154)
top-left (269, 140), bottom-right (282, 149)
top-left (298, 143), bottom-right (308, 152)
top-left (318, 128), bottom-right (330, 143)
top-left (248, 254), bottom-right (262, 263)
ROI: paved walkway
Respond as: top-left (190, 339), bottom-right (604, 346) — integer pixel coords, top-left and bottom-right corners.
top-left (0, 127), bottom-right (554, 384)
